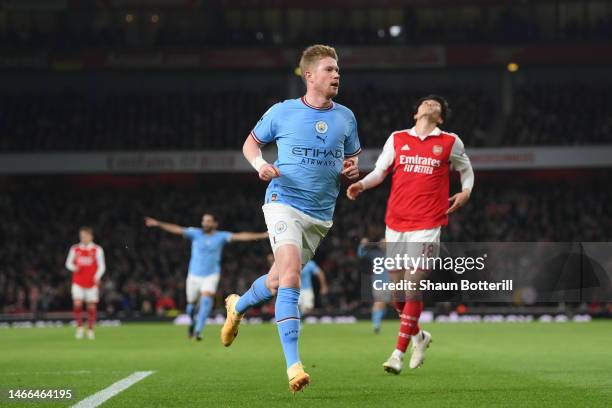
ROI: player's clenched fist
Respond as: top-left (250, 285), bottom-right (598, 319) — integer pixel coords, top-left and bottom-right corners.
top-left (341, 159), bottom-right (359, 180)
top-left (258, 163), bottom-right (281, 181)
top-left (346, 181), bottom-right (365, 200)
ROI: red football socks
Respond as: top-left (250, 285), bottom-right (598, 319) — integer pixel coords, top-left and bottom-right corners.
top-left (395, 300), bottom-right (423, 353)
top-left (74, 305), bottom-right (83, 327)
top-left (87, 306), bottom-right (97, 330)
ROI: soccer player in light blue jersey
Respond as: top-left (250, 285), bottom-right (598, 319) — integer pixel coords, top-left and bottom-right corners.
top-left (299, 260), bottom-right (328, 315)
top-left (357, 237), bottom-right (391, 334)
top-left (144, 214), bottom-right (268, 341)
top-left (221, 44), bottom-right (361, 393)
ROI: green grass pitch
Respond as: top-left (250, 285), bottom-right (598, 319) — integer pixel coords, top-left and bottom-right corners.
top-left (1, 321), bottom-right (611, 407)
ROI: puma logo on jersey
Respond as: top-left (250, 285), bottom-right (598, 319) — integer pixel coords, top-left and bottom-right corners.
top-left (401, 144), bottom-right (410, 151)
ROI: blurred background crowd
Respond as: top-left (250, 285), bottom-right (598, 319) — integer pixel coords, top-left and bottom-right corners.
top-left (1, 171), bottom-right (610, 317)
top-left (1, 83), bottom-right (611, 152)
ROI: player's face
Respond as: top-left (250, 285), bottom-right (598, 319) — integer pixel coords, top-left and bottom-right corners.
top-left (414, 99), bottom-right (443, 124)
top-left (201, 215), bottom-right (217, 233)
top-left (307, 57), bottom-right (340, 99)
top-left (79, 230), bottom-right (93, 244)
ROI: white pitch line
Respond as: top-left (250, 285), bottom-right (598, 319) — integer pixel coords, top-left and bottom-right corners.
top-left (71, 371), bottom-right (154, 408)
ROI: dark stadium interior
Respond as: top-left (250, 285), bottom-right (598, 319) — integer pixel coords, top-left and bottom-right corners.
top-left (1, 0), bottom-right (611, 319)
top-left (1, 1), bottom-right (611, 50)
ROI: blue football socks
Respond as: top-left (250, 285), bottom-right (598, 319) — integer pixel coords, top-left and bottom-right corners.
top-left (236, 274), bottom-right (273, 314)
top-left (186, 303), bottom-right (195, 320)
top-left (372, 308), bottom-right (386, 331)
top-left (275, 287), bottom-right (301, 368)
top-left (194, 295), bottom-right (213, 335)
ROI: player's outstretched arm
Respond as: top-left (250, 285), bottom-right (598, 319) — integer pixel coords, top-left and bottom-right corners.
top-left (347, 133), bottom-right (394, 200)
top-left (230, 231), bottom-right (269, 242)
top-left (346, 168), bottom-right (388, 200)
top-left (243, 135), bottom-right (280, 181)
top-left (144, 217), bottom-right (185, 235)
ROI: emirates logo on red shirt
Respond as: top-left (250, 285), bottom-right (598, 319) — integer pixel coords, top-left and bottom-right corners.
top-left (76, 256), bottom-right (95, 266)
top-left (432, 145), bottom-right (443, 156)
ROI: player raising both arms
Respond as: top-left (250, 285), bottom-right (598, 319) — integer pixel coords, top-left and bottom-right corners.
top-left (145, 214), bottom-right (268, 341)
top-left (221, 44), bottom-right (361, 393)
top-left (65, 226), bottom-right (106, 340)
top-left (347, 95), bottom-right (474, 374)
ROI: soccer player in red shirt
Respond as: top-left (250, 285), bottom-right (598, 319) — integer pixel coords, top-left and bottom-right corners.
top-left (347, 95), bottom-right (474, 374)
top-left (65, 226), bottom-right (106, 340)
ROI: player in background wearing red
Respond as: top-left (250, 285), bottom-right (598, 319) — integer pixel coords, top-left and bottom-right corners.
top-left (347, 95), bottom-right (474, 374)
top-left (65, 226), bottom-right (106, 340)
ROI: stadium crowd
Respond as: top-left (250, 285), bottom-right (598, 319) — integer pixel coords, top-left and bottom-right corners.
top-left (1, 83), bottom-right (608, 152)
top-left (502, 84), bottom-right (612, 146)
top-left (1, 6), bottom-right (611, 50)
top-left (1, 173), bottom-right (610, 317)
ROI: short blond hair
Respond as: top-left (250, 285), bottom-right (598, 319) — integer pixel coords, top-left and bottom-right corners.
top-left (299, 44), bottom-right (338, 81)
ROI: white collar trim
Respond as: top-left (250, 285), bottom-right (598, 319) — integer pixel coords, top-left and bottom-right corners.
top-left (408, 126), bottom-right (441, 140)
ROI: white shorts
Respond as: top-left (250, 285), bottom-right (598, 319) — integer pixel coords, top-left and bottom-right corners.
top-left (262, 203), bottom-right (332, 265)
top-left (298, 288), bottom-right (315, 312)
top-left (71, 284), bottom-right (99, 303)
top-left (385, 226), bottom-right (441, 268)
top-left (186, 273), bottom-right (220, 303)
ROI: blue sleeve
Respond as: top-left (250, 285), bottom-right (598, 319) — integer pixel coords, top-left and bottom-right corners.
top-left (344, 110), bottom-right (361, 158)
top-left (302, 261), bottom-right (313, 275)
top-left (183, 227), bottom-right (198, 240)
top-left (220, 231), bottom-right (233, 244)
top-left (357, 244), bottom-right (366, 258)
top-left (304, 261), bottom-right (320, 275)
top-left (251, 103), bottom-right (281, 145)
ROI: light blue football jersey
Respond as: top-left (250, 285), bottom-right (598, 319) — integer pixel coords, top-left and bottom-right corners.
top-left (183, 228), bottom-right (232, 277)
top-left (251, 97), bottom-right (361, 221)
top-left (300, 260), bottom-right (321, 290)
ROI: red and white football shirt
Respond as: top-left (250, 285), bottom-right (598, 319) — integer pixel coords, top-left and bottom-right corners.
top-left (375, 127), bottom-right (473, 232)
top-left (65, 243), bottom-right (106, 288)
